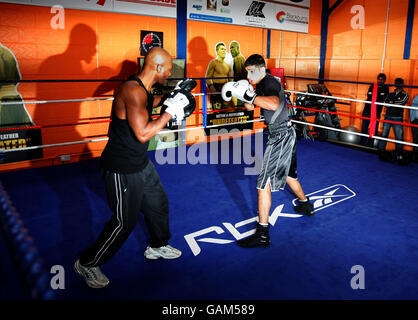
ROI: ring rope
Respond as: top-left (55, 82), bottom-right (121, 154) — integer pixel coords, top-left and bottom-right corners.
top-left (0, 119), bottom-right (265, 153)
top-left (0, 182), bottom-right (56, 299)
top-left (0, 93), bottom-right (210, 106)
top-left (2, 114), bottom-right (417, 153)
top-left (0, 137), bottom-right (109, 153)
top-left (284, 75), bottom-right (418, 89)
top-left (1, 87), bottom-right (417, 152)
top-left (291, 120), bottom-right (418, 148)
top-left (2, 90), bottom-right (417, 113)
top-left (3, 75), bottom-right (418, 89)
top-left (291, 105), bottom-right (418, 128)
top-left (2, 116), bottom-right (417, 153)
top-left (285, 90), bottom-right (418, 111)
top-left (2, 116), bottom-right (417, 154)
top-left (0, 119), bottom-right (111, 132)
top-left (0, 97), bottom-right (114, 106)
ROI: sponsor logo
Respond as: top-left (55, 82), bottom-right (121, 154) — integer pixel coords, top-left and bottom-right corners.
top-left (277, 11), bottom-right (286, 23)
top-left (291, 184), bottom-right (356, 212)
top-left (192, 4), bottom-right (202, 10)
top-left (184, 184), bottom-right (356, 256)
top-left (245, 1), bottom-right (265, 18)
top-left (282, 12), bottom-right (309, 25)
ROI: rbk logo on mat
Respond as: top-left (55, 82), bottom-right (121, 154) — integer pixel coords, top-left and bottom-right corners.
top-left (185, 185), bottom-right (356, 256)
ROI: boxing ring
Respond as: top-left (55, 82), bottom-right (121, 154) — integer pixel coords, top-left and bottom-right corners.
top-left (1, 76), bottom-right (418, 300)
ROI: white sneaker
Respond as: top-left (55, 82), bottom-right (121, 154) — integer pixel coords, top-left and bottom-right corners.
top-left (144, 245), bottom-right (182, 260)
top-left (74, 259), bottom-right (109, 288)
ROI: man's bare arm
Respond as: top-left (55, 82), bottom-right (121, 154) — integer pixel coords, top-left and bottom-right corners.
top-left (126, 87), bottom-right (172, 143)
top-left (205, 61), bottom-right (215, 89)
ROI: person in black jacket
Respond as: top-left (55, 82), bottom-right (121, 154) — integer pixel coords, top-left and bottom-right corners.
top-left (360, 73), bottom-right (389, 147)
top-left (378, 78), bottom-right (409, 161)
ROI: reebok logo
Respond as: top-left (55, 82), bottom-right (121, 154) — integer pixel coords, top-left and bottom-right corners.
top-left (292, 184), bottom-right (356, 212)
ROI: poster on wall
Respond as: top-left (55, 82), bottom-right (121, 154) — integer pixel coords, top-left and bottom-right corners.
top-left (204, 40), bottom-right (254, 135)
top-left (1, 0), bottom-right (177, 18)
top-left (138, 58), bottom-right (186, 151)
top-left (0, 129), bottom-right (43, 164)
top-left (113, 0), bottom-right (176, 18)
top-left (188, 0), bottom-right (309, 33)
top-left (0, 42), bottom-right (43, 163)
top-left (30, 0), bottom-right (114, 12)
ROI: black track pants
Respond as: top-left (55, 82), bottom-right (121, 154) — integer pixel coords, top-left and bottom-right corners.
top-left (79, 160), bottom-right (171, 267)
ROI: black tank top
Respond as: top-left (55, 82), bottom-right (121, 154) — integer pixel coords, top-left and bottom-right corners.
top-left (100, 75), bottom-right (154, 173)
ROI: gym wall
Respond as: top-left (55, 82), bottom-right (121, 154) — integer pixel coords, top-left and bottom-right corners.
top-left (0, 0), bottom-right (416, 171)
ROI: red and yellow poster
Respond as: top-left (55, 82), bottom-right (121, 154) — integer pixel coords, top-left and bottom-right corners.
top-left (0, 42), bottom-right (43, 164)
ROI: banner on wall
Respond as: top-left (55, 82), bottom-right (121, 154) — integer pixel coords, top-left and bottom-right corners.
top-left (269, 0), bottom-right (310, 8)
top-left (114, 0), bottom-right (176, 18)
top-left (0, 42), bottom-right (42, 163)
top-left (0, 0), bottom-right (177, 18)
top-left (30, 0), bottom-right (113, 11)
top-left (188, 0), bottom-right (309, 33)
top-left (205, 110), bottom-right (254, 135)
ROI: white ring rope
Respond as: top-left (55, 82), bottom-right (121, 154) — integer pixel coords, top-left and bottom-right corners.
top-left (1, 89), bottom-right (417, 153)
top-left (2, 117), bottom-right (417, 153)
top-left (0, 137), bottom-right (110, 153)
top-left (0, 97), bottom-right (114, 106)
top-left (284, 90), bottom-right (418, 111)
top-left (2, 90), bottom-right (417, 111)
top-left (0, 93), bottom-right (206, 106)
top-left (291, 120), bottom-right (418, 148)
top-left (0, 119), bottom-right (265, 153)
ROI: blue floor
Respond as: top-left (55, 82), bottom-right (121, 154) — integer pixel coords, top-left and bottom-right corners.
top-left (1, 134), bottom-right (418, 300)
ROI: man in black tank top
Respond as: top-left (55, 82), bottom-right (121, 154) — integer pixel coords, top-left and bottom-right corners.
top-left (74, 47), bottom-right (186, 288)
top-left (221, 54), bottom-right (314, 248)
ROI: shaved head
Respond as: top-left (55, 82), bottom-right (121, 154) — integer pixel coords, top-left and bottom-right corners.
top-left (144, 47), bottom-right (172, 68)
top-left (142, 47), bottom-right (172, 85)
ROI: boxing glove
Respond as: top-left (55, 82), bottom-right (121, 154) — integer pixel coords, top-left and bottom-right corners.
top-left (161, 89), bottom-right (196, 121)
top-left (174, 78), bottom-right (197, 92)
top-left (221, 80), bottom-right (256, 104)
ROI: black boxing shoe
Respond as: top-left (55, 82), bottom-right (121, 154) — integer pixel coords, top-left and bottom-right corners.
top-left (237, 223), bottom-right (270, 248)
top-left (294, 197), bottom-right (315, 216)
